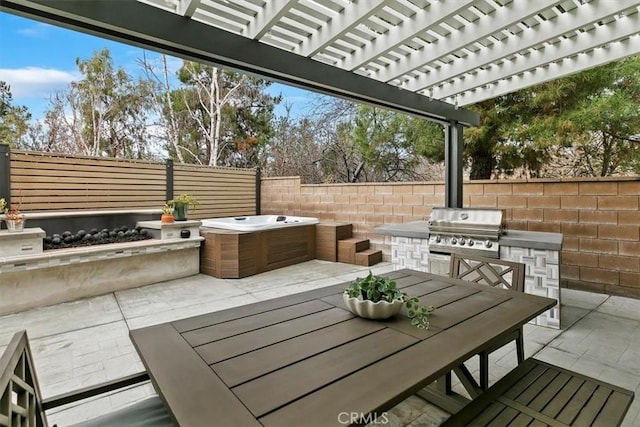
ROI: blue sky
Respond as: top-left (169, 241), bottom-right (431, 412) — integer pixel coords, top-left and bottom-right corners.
top-left (0, 12), bottom-right (315, 120)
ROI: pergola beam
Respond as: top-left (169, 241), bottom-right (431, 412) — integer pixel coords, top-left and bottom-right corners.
top-left (435, 11), bottom-right (640, 101)
top-left (374, 0), bottom-right (564, 83)
top-left (245, 0), bottom-right (296, 40)
top-left (341, 0), bottom-right (476, 72)
top-left (456, 34), bottom-right (640, 106)
top-left (298, 0), bottom-right (386, 58)
top-left (0, 0), bottom-right (479, 126)
top-left (177, 0), bottom-right (199, 17)
top-left (405, 0), bottom-right (638, 94)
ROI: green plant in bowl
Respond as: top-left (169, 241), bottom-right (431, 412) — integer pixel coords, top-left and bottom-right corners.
top-left (344, 271), bottom-right (434, 329)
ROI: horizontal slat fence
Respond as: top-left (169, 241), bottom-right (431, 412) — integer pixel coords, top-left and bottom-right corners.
top-left (174, 163), bottom-right (256, 219)
top-left (5, 149), bottom-right (257, 217)
top-left (10, 151), bottom-right (166, 211)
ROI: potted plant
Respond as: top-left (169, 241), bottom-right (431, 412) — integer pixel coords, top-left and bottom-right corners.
top-left (343, 272), bottom-right (434, 329)
top-left (169, 194), bottom-right (199, 221)
top-left (1, 197), bottom-right (25, 232)
top-left (0, 197), bottom-right (5, 230)
top-left (161, 203), bottom-right (175, 223)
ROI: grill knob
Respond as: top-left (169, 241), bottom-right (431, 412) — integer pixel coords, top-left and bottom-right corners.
top-left (468, 240), bottom-right (474, 247)
top-left (459, 238), bottom-right (466, 246)
top-left (451, 238), bottom-right (457, 245)
top-left (485, 240), bottom-right (493, 248)
top-left (435, 235), bottom-right (442, 243)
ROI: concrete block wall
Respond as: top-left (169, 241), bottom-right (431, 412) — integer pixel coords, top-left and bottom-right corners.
top-left (261, 176), bottom-right (640, 298)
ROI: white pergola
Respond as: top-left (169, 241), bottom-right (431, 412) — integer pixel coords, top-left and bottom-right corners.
top-left (140, 0), bottom-right (640, 108)
top-left (1, 0), bottom-right (639, 206)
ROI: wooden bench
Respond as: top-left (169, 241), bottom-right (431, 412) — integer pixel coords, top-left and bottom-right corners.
top-left (441, 358), bottom-right (634, 427)
top-left (1, 330), bottom-right (174, 427)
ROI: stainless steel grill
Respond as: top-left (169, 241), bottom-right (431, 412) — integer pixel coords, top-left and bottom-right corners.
top-left (427, 208), bottom-right (505, 258)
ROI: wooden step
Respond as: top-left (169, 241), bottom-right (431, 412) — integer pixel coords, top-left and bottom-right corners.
top-left (338, 238), bottom-right (370, 264)
top-left (355, 249), bottom-right (382, 266)
top-left (315, 223), bottom-right (353, 262)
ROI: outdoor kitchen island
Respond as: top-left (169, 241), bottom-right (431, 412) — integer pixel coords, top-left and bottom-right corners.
top-left (375, 219), bottom-right (563, 328)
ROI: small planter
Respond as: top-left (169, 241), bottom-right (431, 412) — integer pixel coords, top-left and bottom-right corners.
top-left (5, 216), bottom-right (26, 232)
top-left (343, 292), bottom-right (404, 320)
top-left (161, 213), bottom-right (175, 223)
top-left (173, 203), bottom-right (189, 221)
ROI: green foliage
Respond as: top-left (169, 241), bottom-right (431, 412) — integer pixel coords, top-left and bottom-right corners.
top-left (169, 193), bottom-right (199, 207)
top-left (0, 82), bottom-right (31, 147)
top-left (162, 203), bottom-right (174, 214)
top-left (345, 271), bottom-right (434, 329)
top-left (351, 106), bottom-right (444, 181)
top-left (467, 55), bottom-right (640, 178)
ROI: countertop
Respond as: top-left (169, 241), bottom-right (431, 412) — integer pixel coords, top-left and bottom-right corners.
top-left (374, 221), bottom-right (563, 251)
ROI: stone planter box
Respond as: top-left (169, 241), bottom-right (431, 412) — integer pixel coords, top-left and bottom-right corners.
top-left (0, 228), bottom-right (203, 316)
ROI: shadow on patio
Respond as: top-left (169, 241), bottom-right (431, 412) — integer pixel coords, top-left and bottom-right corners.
top-left (1, 260), bottom-right (638, 426)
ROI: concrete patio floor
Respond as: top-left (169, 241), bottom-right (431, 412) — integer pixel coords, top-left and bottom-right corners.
top-left (1, 260), bottom-right (638, 426)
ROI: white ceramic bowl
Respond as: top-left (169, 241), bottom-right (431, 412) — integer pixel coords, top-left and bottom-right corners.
top-left (343, 292), bottom-right (404, 320)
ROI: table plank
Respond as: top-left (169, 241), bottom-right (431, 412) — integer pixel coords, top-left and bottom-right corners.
top-left (130, 324), bottom-right (260, 427)
top-left (233, 328), bottom-right (419, 417)
top-left (195, 307), bottom-right (354, 363)
top-left (173, 283), bottom-right (347, 333)
top-left (400, 280), bottom-right (455, 297)
top-left (410, 285), bottom-right (479, 308)
top-left (182, 299), bottom-right (334, 346)
top-left (428, 290), bottom-right (510, 330)
top-left (259, 297), bottom-right (553, 427)
top-left (213, 317), bottom-right (386, 387)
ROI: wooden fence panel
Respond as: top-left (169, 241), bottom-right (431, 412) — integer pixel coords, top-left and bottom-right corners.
top-left (6, 150), bottom-right (258, 215)
top-left (174, 163), bottom-right (256, 219)
top-left (10, 151), bottom-right (166, 211)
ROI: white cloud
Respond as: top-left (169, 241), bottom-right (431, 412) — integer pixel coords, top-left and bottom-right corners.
top-left (0, 67), bottom-right (79, 98)
top-left (16, 22), bottom-right (53, 38)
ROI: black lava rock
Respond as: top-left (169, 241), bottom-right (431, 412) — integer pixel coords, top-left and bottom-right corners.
top-left (44, 223), bottom-right (152, 251)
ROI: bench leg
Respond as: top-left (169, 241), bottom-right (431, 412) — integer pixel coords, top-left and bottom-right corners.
top-left (479, 352), bottom-right (489, 391)
top-left (416, 375), bottom-right (469, 415)
top-left (516, 328), bottom-right (524, 364)
top-left (479, 329), bottom-right (525, 391)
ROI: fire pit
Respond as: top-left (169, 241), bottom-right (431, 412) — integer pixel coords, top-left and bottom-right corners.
top-left (43, 225), bottom-right (151, 250)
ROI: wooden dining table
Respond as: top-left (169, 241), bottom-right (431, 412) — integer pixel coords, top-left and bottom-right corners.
top-left (130, 268), bottom-right (556, 427)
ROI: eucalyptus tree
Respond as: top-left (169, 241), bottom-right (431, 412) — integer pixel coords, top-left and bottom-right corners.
top-left (39, 49), bottom-right (155, 158)
top-left (170, 62), bottom-right (280, 167)
top-left (138, 53), bottom-right (188, 163)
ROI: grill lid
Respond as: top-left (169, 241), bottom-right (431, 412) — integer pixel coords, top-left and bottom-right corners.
top-left (427, 208), bottom-right (504, 258)
top-left (427, 208), bottom-right (504, 236)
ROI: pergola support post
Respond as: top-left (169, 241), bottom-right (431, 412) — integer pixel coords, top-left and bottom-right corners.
top-left (0, 144), bottom-right (10, 206)
top-left (445, 121), bottom-right (464, 208)
top-left (165, 158), bottom-right (174, 203)
top-left (255, 167), bottom-right (261, 215)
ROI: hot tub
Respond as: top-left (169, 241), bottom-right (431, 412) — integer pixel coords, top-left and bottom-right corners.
top-left (201, 215), bottom-right (318, 231)
top-left (199, 215), bottom-right (319, 278)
